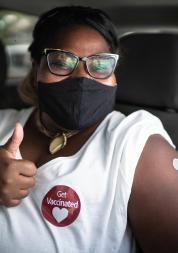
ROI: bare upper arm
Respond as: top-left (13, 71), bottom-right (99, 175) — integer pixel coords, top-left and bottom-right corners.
top-left (128, 134), bottom-right (178, 253)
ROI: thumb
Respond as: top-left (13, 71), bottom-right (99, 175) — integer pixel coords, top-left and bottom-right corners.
top-left (3, 123), bottom-right (24, 158)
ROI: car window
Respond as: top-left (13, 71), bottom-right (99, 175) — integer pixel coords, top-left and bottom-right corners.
top-left (0, 10), bottom-right (37, 86)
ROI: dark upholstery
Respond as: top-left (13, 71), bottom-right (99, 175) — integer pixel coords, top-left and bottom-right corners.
top-left (0, 40), bottom-right (7, 86)
top-left (0, 39), bottom-right (27, 110)
top-left (0, 86), bottom-right (27, 109)
top-left (116, 33), bottom-right (178, 148)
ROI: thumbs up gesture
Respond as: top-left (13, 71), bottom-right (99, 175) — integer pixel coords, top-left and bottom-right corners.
top-left (0, 123), bottom-right (37, 207)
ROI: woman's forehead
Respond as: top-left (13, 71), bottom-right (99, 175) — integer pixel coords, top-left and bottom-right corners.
top-left (46, 25), bottom-right (111, 55)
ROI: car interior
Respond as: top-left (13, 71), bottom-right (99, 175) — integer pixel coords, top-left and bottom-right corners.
top-left (0, 0), bottom-right (178, 252)
top-left (0, 0), bottom-right (178, 147)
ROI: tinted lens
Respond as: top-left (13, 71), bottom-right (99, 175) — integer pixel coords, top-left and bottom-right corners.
top-left (87, 55), bottom-right (116, 78)
top-left (47, 51), bottom-right (78, 76)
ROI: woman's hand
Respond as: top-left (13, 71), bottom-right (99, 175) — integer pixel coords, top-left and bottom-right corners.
top-left (0, 123), bottom-right (37, 207)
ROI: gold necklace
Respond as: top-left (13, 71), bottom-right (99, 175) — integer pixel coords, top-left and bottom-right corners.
top-left (36, 111), bottom-right (79, 154)
top-left (49, 130), bottom-right (79, 154)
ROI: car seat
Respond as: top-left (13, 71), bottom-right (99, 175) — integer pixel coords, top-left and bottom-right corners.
top-left (0, 39), bottom-right (26, 109)
top-left (115, 32), bottom-right (178, 148)
top-left (0, 39), bottom-right (7, 86)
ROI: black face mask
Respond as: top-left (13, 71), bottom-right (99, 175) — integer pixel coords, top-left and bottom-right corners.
top-left (37, 77), bottom-right (117, 130)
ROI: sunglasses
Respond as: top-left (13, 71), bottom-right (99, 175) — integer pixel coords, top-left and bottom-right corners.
top-left (42, 48), bottom-right (119, 79)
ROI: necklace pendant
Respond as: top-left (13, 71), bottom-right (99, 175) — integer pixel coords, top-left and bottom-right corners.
top-left (49, 133), bottom-right (67, 154)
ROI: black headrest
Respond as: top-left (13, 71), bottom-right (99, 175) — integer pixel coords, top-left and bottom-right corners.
top-left (117, 33), bottom-right (178, 111)
top-left (0, 86), bottom-right (27, 109)
top-left (0, 39), bottom-right (7, 86)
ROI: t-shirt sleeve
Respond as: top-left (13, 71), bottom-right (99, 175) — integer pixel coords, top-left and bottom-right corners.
top-left (0, 109), bottom-right (19, 145)
top-left (117, 110), bottom-right (174, 213)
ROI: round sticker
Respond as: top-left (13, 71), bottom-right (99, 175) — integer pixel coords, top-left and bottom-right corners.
top-left (41, 185), bottom-right (81, 227)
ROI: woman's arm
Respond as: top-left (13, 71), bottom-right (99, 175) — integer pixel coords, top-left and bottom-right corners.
top-left (128, 134), bottom-right (178, 253)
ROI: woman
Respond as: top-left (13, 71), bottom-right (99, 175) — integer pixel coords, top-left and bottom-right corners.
top-left (0, 6), bottom-right (178, 253)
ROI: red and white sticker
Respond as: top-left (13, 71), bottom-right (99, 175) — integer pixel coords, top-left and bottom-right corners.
top-left (41, 185), bottom-right (81, 227)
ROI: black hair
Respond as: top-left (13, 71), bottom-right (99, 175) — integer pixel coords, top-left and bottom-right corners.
top-left (29, 6), bottom-right (119, 62)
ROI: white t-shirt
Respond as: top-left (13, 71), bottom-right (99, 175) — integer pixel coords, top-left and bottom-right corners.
top-left (0, 108), bottom-right (174, 253)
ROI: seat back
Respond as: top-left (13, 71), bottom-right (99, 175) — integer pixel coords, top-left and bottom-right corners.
top-left (0, 39), bottom-right (7, 86)
top-left (115, 33), bottom-right (178, 148)
top-left (0, 39), bottom-right (27, 109)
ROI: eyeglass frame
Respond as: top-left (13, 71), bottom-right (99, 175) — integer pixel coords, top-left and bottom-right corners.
top-left (42, 48), bottom-right (119, 79)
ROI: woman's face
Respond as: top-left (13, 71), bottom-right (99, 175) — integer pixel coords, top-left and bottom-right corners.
top-left (36, 25), bottom-right (117, 86)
